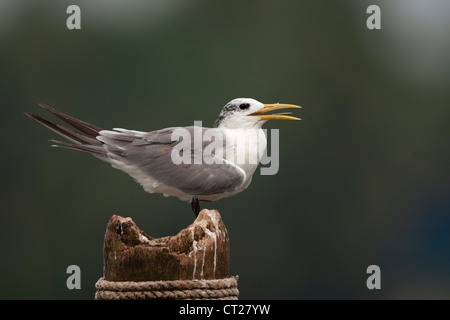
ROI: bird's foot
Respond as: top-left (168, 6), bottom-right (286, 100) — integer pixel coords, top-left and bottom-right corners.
top-left (191, 197), bottom-right (200, 217)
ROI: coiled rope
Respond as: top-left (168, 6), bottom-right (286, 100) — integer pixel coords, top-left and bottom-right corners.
top-left (95, 276), bottom-right (239, 300)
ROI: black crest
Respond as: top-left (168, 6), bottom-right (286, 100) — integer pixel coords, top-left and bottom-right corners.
top-left (213, 102), bottom-right (239, 128)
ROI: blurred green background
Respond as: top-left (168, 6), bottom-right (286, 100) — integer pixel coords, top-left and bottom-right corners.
top-left (1, 0), bottom-right (449, 299)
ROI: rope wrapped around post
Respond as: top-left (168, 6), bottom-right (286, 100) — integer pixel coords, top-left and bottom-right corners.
top-left (95, 210), bottom-right (238, 300)
top-left (95, 277), bottom-right (239, 300)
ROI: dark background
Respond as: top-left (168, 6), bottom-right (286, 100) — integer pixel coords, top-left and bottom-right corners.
top-left (1, 0), bottom-right (449, 299)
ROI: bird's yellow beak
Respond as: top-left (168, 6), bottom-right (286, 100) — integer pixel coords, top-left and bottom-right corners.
top-left (249, 103), bottom-right (301, 121)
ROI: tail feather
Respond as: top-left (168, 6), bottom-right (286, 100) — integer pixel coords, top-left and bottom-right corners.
top-left (38, 104), bottom-right (102, 137)
top-left (49, 139), bottom-right (107, 156)
top-left (24, 112), bottom-right (101, 145)
top-left (25, 104), bottom-right (107, 158)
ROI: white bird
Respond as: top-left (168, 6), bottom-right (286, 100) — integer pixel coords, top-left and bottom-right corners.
top-left (25, 98), bottom-right (301, 216)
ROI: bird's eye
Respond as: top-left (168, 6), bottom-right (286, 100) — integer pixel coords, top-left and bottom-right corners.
top-left (239, 103), bottom-right (250, 110)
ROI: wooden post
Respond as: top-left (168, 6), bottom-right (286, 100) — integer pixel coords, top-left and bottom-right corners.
top-left (95, 209), bottom-right (239, 299)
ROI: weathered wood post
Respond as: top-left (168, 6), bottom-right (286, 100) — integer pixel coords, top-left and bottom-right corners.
top-left (95, 209), bottom-right (239, 300)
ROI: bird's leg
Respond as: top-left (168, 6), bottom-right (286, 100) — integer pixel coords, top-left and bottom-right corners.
top-left (191, 197), bottom-right (201, 217)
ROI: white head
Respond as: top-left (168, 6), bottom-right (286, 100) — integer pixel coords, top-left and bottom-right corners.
top-left (213, 98), bottom-right (301, 129)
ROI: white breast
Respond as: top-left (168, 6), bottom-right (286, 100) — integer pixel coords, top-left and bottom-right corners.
top-left (220, 128), bottom-right (267, 178)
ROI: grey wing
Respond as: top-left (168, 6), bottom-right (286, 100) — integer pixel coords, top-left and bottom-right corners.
top-left (98, 127), bottom-right (246, 196)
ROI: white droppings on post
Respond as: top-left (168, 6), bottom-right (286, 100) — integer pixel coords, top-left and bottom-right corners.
top-left (203, 229), bottom-right (217, 277)
top-left (187, 209), bottom-right (226, 279)
top-left (191, 228), bottom-right (197, 280)
top-left (139, 233), bottom-right (151, 244)
top-left (208, 211), bottom-right (221, 238)
top-left (200, 244), bottom-right (206, 279)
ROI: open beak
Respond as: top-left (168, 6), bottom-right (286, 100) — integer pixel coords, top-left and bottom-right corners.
top-left (249, 103), bottom-right (301, 121)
